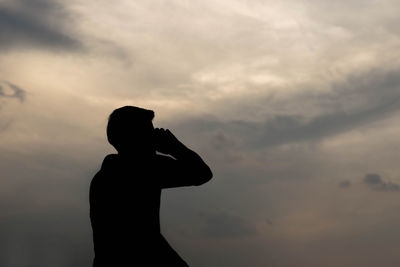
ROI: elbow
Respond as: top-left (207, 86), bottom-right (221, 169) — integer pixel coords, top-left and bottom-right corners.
top-left (202, 168), bottom-right (213, 184)
top-left (194, 166), bottom-right (213, 186)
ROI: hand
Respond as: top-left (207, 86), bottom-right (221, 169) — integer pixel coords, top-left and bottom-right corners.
top-left (154, 128), bottom-right (183, 155)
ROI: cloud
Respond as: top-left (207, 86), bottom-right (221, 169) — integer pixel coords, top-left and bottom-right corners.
top-left (339, 180), bottom-right (351, 188)
top-left (0, 81), bottom-right (26, 132)
top-left (173, 65), bottom-right (400, 150)
top-left (364, 174), bottom-right (400, 192)
top-left (0, 1), bottom-right (399, 266)
top-left (0, 81), bottom-right (26, 102)
top-left (251, 67), bottom-right (400, 147)
top-left (0, 0), bottom-right (83, 51)
top-left (200, 212), bottom-right (257, 238)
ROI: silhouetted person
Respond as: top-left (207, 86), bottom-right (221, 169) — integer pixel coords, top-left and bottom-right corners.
top-left (90, 106), bottom-right (213, 266)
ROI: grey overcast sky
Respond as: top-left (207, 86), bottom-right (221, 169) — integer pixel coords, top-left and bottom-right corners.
top-left (1, 0), bottom-right (400, 266)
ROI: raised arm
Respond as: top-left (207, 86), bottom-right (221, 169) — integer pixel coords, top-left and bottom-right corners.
top-left (155, 128), bottom-right (213, 188)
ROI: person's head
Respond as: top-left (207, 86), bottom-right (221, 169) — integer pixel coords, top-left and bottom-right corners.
top-left (107, 106), bottom-right (155, 155)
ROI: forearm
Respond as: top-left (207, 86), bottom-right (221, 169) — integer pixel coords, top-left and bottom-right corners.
top-left (154, 128), bottom-right (213, 185)
top-left (169, 141), bottom-right (213, 185)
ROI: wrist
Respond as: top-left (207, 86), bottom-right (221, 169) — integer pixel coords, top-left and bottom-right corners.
top-left (169, 141), bottom-right (188, 157)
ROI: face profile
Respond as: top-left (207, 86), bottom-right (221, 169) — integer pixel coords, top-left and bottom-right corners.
top-left (106, 106), bottom-right (156, 156)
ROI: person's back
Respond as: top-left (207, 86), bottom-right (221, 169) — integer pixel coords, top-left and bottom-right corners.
top-left (89, 106), bottom-right (212, 266)
top-left (90, 154), bottom-right (162, 265)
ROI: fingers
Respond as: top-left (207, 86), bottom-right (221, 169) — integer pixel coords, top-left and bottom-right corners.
top-left (155, 128), bottom-right (170, 135)
top-left (154, 128), bottom-right (169, 144)
top-left (154, 128), bottom-right (166, 138)
top-left (154, 127), bottom-right (164, 132)
top-left (154, 128), bottom-right (176, 141)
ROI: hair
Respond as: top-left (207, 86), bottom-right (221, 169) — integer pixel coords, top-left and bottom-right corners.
top-left (106, 106), bottom-right (154, 151)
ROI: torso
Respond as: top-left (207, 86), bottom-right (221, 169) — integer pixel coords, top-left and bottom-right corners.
top-left (89, 154), bottom-right (164, 264)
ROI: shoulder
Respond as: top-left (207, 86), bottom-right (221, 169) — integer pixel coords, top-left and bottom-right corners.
top-left (90, 154), bottom-right (118, 188)
top-left (90, 168), bottom-right (105, 192)
top-left (101, 154), bottom-right (119, 169)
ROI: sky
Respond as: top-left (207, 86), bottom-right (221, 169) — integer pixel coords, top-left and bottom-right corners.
top-left (1, 0), bottom-right (400, 266)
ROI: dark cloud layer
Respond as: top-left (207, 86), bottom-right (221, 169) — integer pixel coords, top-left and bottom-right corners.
top-left (0, 0), bottom-right (83, 51)
top-left (364, 174), bottom-right (400, 192)
top-left (174, 66), bottom-right (400, 149)
top-left (249, 67), bottom-right (400, 147)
